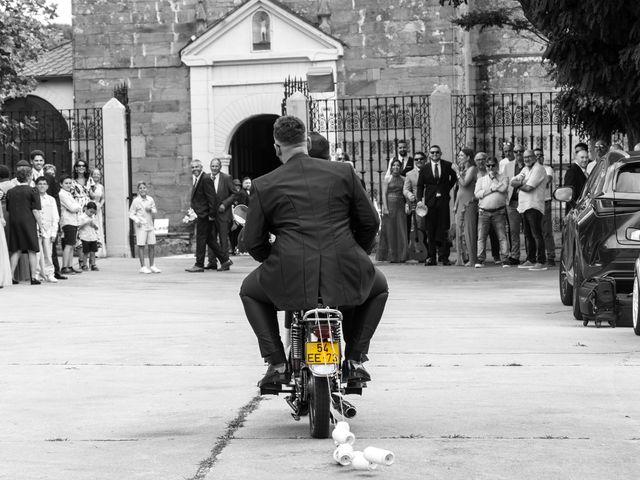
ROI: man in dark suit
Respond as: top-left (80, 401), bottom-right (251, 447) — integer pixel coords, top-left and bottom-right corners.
top-left (564, 149), bottom-right (589, 214)
top-left (208, 158), bottom-right (235, 271)
top-left (240, 115), bottom-right (388, 387)
top-left (417, 145), bottom-right (457, 265)
top-left (185, 159), bottom-right (219, 272)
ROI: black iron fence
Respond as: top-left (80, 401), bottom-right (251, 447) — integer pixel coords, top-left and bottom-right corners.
top-left (0, 108), bottom-right (104, 177)
top-left (452, 92), bottom-right (591, 226)
top-left (309, 95), bottom-right (431, 205)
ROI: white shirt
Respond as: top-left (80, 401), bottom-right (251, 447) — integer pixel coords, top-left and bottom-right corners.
top-left (212, 174), bottom-right (219, 191)
top-left (543, 165), bottom-right (553, 201)
top-left (474, 173), bottom-right (508, 210)
top-left (514, 162), bottom-right (547, 214)
top-left (59, 189), bottom-right (81, 226)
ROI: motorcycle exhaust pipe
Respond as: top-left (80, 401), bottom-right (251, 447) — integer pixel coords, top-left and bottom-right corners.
top-left (331, 395), bottom-right (357, 419)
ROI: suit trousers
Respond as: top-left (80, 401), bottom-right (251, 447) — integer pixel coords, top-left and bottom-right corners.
top-left (425, 196), bottom-right (451, 261)
top-left (240, 267), bottom-right (389, 365)
top-left (505, 202), bottom-right (521, 260)
top-left (213, 216), bottom-right (231, 261)
top-left (195, 217), bottom-right (224, 267)
top-left (522, 208), bottom-right (546, 264)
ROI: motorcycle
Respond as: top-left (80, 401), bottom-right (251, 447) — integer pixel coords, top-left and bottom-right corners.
top-left (259, 305), bottom-right (365, 438)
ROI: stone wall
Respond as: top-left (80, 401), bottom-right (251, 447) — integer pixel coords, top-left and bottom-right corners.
top-left (73, 0), bottom-right (200, 227)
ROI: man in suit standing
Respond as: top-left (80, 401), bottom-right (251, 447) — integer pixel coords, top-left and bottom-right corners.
top-left (564, 149), bottom-right (589, 214)
top-left (208, 158), bottom-right (234, 271)
top-left (240, 115), bottom-right (388, 387)
top-left (185, 159), bottom-right (219, 272)
top-left (417, 145), bottom-right (457, 265)
top-left (403, 151), bottom-right (427, 250)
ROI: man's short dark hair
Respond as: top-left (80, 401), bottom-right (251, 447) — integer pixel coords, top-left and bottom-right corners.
top-left (273, 116), bottom-right (306, 146)
top-left (574, 142), bottom-right (588, 152)
top-left (30, 149), bottom-right (44, 160)
top-left (308, 131), bottom-right (330, 160)
top-left (35, 176), bottom-right (48, 185)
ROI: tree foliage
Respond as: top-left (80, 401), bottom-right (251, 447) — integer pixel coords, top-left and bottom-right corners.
top-left (441, 0), bottom-right (640, 142)
top-left (0, 0), bottom-right (57, 143)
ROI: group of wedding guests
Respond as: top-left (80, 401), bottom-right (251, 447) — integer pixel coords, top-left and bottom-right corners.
top-left (376, 141), bottom-right (565, 271)
top-left (0, 151), bottom-right (106, 288)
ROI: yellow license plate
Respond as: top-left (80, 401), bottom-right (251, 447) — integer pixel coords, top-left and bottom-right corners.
top-left (305, 342), bottom-right (340, 365)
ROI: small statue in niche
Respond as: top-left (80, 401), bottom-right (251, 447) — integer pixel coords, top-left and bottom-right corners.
top-left (252, 11), bottom-right (270, 50)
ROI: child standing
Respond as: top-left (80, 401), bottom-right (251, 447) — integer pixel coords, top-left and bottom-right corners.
top-left (78, 201), bottom-right (100, 271)
top-left (35, 176), bottom-right (60, 282)
top-left (128, 181), bottom-right (160, 274)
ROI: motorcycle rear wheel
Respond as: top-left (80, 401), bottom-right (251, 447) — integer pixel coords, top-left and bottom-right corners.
top-left (308, 375), bottom-right (331, 438)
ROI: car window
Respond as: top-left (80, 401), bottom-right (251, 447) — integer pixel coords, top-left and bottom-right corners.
top-left (579, 159), bottom-right (604, 201)
top-left (615, 164), bottom-right (640, 193)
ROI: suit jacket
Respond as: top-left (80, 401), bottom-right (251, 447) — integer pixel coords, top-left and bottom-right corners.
top-left (403, 168), bottom-right (420, 203)
top-left (244, 153), bottom-right (379, 310)
top-left (191, 173), bottom-right (217, 219)
top-left (417, 160), bottom-right (457, 207)
top-left (236, 189), bottom-right (250, 207)
top-left (564, 163), bottom-right (587, 206)
top-left (211, 172), bottom-right (236, 222)
top-left (385, 155), bottom-right (414, 179)
top-left (501, 160), bottom-right (525, 204)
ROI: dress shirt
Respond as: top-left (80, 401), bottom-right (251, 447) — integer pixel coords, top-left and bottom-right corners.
top-left (474, 173), bottom-right (508, 210)
top-left (543, 165), bottom-right (553, 201)
top-left (193, 173), bottom-right (202, 186)
top-left (514, 162), bottom-right (547, 214)
top-left (38, 193), bottom-right (60, 237)
top-left (212, 174), bottom-right (219, 192)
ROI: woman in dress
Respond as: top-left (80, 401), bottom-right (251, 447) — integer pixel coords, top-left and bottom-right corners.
top-left (376, 159), bottom-right (408, 263)
top-left (71, 160), bottom-right (95, 269)
top-left (89, 168), bottom-right (106, 257)
top-left (6, 165), bottom-right (43, 285)
top-left (453, 147), bottom-right (478, 266)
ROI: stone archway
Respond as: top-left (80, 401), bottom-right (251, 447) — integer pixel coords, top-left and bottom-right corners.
top-left (229, 114), bottom-right (280, 180)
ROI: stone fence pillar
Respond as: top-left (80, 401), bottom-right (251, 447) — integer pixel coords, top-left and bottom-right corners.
top-left (429, 85), bottom-right (454, 163)
top-left (286, 92), bottom-right (309, 129)
top-left (102, 98), bottom-right (131, 257)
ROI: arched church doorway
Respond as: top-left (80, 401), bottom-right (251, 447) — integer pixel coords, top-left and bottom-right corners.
top-left (1, 95), bottom-right (72, 175)
top-left (229, 114), bottom-right (281, 181)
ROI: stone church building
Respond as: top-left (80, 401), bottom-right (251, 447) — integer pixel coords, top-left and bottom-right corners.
top-left (72, 0), bottom-right (552, 225)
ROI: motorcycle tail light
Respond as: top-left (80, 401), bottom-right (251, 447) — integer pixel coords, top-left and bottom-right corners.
top-left (312, 323), bottom-right (334, 340)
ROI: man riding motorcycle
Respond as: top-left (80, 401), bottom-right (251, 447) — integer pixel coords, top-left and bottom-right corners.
top-left (239, 115), bottom-right (389, 388)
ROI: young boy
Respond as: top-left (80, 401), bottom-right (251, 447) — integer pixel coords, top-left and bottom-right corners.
top-left (128, 181), bottom-right (160, 273)
top-left (35, 176), bottom-right (60, 283)
top-left (78, 201), bottom-right (100, 271)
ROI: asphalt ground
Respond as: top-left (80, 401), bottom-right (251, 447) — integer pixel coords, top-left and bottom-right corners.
top-left (1, 255), bottom-right (639, 479)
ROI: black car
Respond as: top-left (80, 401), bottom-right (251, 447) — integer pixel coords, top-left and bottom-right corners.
top-left (556, 150), bottom-right (640, 326)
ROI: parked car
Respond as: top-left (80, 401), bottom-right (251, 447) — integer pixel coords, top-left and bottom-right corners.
top-left (555, 150), bottom-right (640, 327)
top-left (630, 237), bottom-right (640, 334)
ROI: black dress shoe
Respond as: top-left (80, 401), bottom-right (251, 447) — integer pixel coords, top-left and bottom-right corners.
top-left (204, 263), bottom-right (218, 270)
top-left (54, 272), bottom-right (68, 280)
top-left (441, 259), bottom-right (451, 266)
top-left (30, 278), bottom-right (42, 285)
top-left (342, 360), bottom-right (371, 383)
top-left (12, 279), bottom-right (19, 285)
top-left (425, 258), bottom-right (436, 266)
top-left (257, 363), bottom-right (290, 387)
top-left (219, 259), bottom-right (233, 271)
top-left (185, 265), bottom-right (204, 272)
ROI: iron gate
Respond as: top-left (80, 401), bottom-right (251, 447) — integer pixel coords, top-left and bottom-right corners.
top-left (1, 99), bottom-right (103, 177)
top-left (309, 95), bottom-right (431, 205)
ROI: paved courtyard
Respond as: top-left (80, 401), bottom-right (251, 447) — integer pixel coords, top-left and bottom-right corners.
top-left (2, 255), bottom-right (639, 479)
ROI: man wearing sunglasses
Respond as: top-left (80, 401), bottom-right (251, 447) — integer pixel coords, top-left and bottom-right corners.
top-left (403, 152), bottom-right (428, 250)
top-left (417, 145), bottom-right (457, 265)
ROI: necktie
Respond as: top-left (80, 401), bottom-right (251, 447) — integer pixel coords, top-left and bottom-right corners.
top-left (212, 175), bottom-right (217, 193)
top-left (434, 163), bottom-right (440, 181)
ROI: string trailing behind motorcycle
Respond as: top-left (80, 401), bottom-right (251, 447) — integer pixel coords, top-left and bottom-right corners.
top-left (259, 305), bottom-right (367, 438)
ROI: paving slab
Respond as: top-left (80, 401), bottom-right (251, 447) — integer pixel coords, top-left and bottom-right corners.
top-left (1, 255), bottom-right (640, 479)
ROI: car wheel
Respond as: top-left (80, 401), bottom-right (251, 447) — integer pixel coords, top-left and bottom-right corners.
top-left (559, 258), bottom-right (573, 306)
top-left (633, 275), bottom-right (640, 336)
top-left (572, 254), bottom-right (583, 321)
